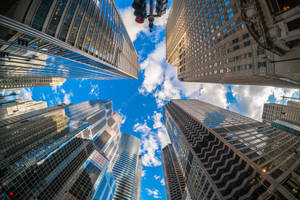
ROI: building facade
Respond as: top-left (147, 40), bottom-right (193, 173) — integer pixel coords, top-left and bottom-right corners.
top-left (0, 77), bottom-right (65, 90)
top-left (262, 101), bottom-right (300, 136)
top-left (166, 0), bottom-right (300, 87)
top-left (162, 144), bottom-right (186, 200)
top-left (0, 99), bottom-right (123, 200)
top-left (164, 99), bottom-right (300, 200)
top-left (262, 101), bottom-right (300, 125)
top-left (112, 133), bottom-right (142, 200)
top-left (0, 0), bottom-right (139, 81)
top-left (0, 98), bottom-right (47, 119)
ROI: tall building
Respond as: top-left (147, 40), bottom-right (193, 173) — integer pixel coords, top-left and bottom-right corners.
top-left (262, 101), bottom-right (300, 125)
top-left (0, 99), bottom-right (122, 200)
top-left (0, 0), bottom-right (139, 82)
top-left (0, 77), bottom-right (65, 90)
top-left (164, 99), bottom-right (300, 200)
top-left (162, 144), bottom-right (186, 200)
top-left (112, 133), bottom-right (142, 200)
top-left (262, 101), bottom-right (300, 136)
top-left (0, 98), bottom-right (47, 119)
top-left (166, 0), bottom-right (300, 87)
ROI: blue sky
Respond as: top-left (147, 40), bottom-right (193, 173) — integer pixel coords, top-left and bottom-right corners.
top-left (18, 1), bottom-right (300, 199)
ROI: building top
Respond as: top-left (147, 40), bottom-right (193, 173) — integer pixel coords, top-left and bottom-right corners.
top-left (0, 0), bottom-right (140, 80)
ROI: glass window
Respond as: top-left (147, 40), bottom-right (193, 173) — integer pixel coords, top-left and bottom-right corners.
top-left (59, 0), bottom-right (79, 41)
top-left (32, 0), bottom-right (53, 30)
top-left (46, 0), bottom-right (68, 36)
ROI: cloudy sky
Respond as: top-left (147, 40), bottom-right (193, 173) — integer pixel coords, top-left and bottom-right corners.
top-left (18, 0), bottom-right (300, 199)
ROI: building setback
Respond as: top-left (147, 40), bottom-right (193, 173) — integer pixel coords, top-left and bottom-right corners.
top-left (0, 0), bottom-right (139, 81)
top-left (112, 133), bottom-right (142, 200)
top-left (166, 0), bottom-right (300, 87)
top-left (0, 100), bottom-right (122, 200)
top-left (164, 99), bottom-right (300, 200)
top-left (162, 144), bottom-right (186, 200)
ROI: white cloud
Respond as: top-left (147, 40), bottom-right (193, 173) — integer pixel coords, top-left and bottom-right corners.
top-left (141, 133), bottom-right (161, 167)
top-left (160, 178), bottom-right (165, 186)
top-left (139, 42), bottom-right (229, 109)
top-left (142, 170), bottom-right (146, 177)
top-left (89, 84), bottom-right (100, 97)
top-left (152, 111), bottom-right (170, 149)
top-left (145, 188), bottom-right (161, 199)
top-left (42, 93), bottom-right (46, 100)
top-left (230, 85), bottom-right (298, 120)
top-left (120, 7), bottom-right (169, 41)
top-left (19, 88), bottom-right (32, 100)
top-left (133, 121), bottom-right (151, 134)
top-left (134, 121), bottom-right (161, 167)
top-left (139, 41), bottom-right (166, 94)
top-left (152, 111), bottom-right (163, 129)
top-left (154, 175), bottom-right (160, 180)
top-left (134, 112), bottom-right (171, 167)
top-left (63, 92), bottom-right (73, 105)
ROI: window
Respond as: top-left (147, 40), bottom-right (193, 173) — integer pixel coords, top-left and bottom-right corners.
top-left (246, 64), bottom-right (252, 70)
top-left (258, 62), bottom-right (266, 68)
top-left (244, 40), bottom-right (251, 47)
top-left (242, 33), bottom-right (249, 39)
top-left (257, 47), bottom-right (265, 55)
top-left (232, 38), bottom-right (239, 44)
top-left (233, 45), bottom-right (240, 51)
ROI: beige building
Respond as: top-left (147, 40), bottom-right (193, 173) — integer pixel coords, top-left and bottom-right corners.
top-left (262, 101), bottom-right (300, 125)
top-left (0, 99), bottom-right (47, 119)
top-left (0, 77), bottom-right (65, 90)
top-left (166, 0), bottom-right (300, 87)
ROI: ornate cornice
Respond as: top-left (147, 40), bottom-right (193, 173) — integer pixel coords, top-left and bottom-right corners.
top-left (239, 0), bottom-right (287, 56)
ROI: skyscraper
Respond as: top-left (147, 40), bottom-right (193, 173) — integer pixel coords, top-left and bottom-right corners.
top-left (0, 0), bottom-right (139, 81)
top-left (164, 99), bottom-right (300, 200)
top-left (262, 101), bottom-right (300, 125)
top-left (112, 133), bottom-right (142, 200)
top-left (262, 101), bottom-right (300, 136)
top-left (0, 77), bottom-right (65, 90)
top-left (166, 0), bottom-right (300, 87)
top-left (162, 144), bottom-right (186, 200)
top-left (0, 99), bottom-right (121, 200)
top-left (0, 98), bottom-right (47, 119)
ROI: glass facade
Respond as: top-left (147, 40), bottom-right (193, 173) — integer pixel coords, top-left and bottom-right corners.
top-left (0, 0), bottom-right (139, 81)
top-left (112, 133), bottom-right (142, 200)
top-left (162, 144), bottom-right (186, 200)
top-left (0, 99), bottom-right (123, 200)
top-left (164, 99), bottom-right (300, 200)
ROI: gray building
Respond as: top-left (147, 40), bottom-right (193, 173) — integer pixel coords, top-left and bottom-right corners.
top-left (164, 99), bottom-right (300, 200)
top-left (0, 99), bottom-right (120, 200)
top-left (162, 144), bottom-right (186, 200)
top-left (166, 0), bottom-right (300, 87)
top-left (0, 0), bottom-right (139, 82)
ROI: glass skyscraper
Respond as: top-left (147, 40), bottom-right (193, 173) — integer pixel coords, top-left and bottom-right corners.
top-left (162, 144), bottom-right (186, 200)
top-left (0, 99), bottom-right (122, 200)
top-left (112, 133), bottom-right (142, 200)
top-left (164, 99), bottom-right (300, 200)
top-left (0, 0), bottom-right (139, 81)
